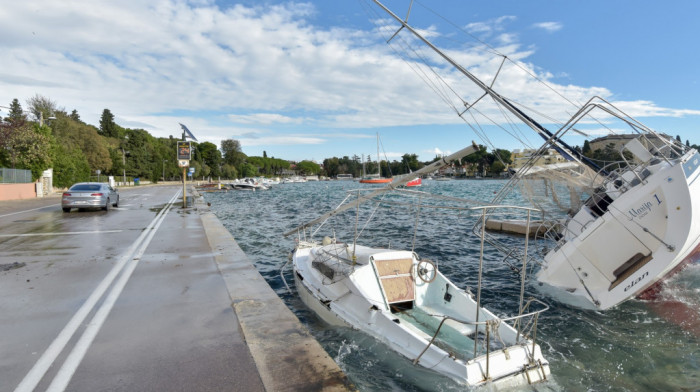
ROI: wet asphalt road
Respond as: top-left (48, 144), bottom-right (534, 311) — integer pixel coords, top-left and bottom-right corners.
top-left (0, 186), bottom-right (265, 391)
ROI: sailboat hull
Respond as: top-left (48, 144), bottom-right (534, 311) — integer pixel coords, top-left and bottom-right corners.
top-left (536, 150), bottom-right (700, 310)
top-left (292, 243), bottom-right (550, 387)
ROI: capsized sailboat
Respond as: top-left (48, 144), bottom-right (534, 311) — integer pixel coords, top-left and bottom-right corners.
top-left (369, 0), bottom-right (700, 310)
top-left (282, 143), bottom-right (551, 388)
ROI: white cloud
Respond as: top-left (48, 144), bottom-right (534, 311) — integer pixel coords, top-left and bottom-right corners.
top-left (533, 22), bottom-right (563, 33)
top-left (0, 1), bottom-right (696, 160)
top-left (228, 113), bottom-right (306, 125)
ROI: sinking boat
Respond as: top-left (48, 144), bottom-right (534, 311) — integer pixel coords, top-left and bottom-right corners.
top-left (282, 145), bottom-right (551, 388)
top-left (369, 0), bottom-right (700, 310)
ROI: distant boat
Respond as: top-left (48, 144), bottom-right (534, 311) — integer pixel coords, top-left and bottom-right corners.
top-left (360, 133), bottom-right (393, 184)
top-left (336, 174), bottom-right (354, 180)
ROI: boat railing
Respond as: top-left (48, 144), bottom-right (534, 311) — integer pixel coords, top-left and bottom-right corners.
top-left (415, 297), bottom-right (549, 381)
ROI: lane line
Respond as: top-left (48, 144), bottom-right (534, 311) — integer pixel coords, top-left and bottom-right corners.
top-left (46, 191), bottom-right (178, 392)
top-left (0, 205), bottom-right (59, 219)
top-left (0, 230), bottom-right (123, 238)
top-left (13, 190), bottom-right (181, 392)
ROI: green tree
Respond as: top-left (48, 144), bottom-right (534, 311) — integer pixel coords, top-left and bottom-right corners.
top-left (239, 162), bottom-right (258, 178)
top-left (196, 141), bottom-right (222, 177)
top-left (296, 160), bottom-right (321, 175)
top-left (582, 140), bottom-right (592, 155)
top-left (5, 98), bottom-right (26, 123)
top-left (0, 121), bottom-right (52, 179)
top-left (26, 94), bottom-right (58, 123)
top-left (69, 109), bottom-right (82, 123)
top-left (51, 144), bottom-right (90, 187)
top-left (221, 139), bottom-right (246, 166)
top-left (51, 112), bottom-right (112, 173)
top-left (99, 109), bottom-right (118, 138)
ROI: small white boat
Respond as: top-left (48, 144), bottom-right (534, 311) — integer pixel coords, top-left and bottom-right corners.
top-left (283, 145), bottom-right (551, 389)
top-left (229, 178), bottom-right (269, 191)
top-left (290, 240), bottom-right (549, 388)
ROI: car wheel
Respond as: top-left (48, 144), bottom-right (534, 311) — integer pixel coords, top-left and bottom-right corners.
top-left (103, 198), bottom-right (110, 211)
top-left (62, 208), bottom-right (71, 213)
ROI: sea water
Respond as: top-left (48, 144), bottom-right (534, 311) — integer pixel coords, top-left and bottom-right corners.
top-left (203, 180), bottom-right (700, 391)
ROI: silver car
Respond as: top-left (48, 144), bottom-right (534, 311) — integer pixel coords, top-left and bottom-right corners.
top-left (62, 182), bottom-right (119, 212)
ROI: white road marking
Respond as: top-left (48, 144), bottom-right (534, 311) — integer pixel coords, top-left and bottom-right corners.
top-left (13, 190), bottom-right (181, 392)
top-left (0, 230), bottom-right (122, 238)
top-left (0, 205), bottom-right (59, 219)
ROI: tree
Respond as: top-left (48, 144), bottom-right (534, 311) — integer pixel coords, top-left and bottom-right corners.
top-left (0, 121), bottom-right (52, 179)
top-left (582, 140), bottom-right (592, 156)
top-left (239, 162), bottom-right (258, 178)
top-left (51, 112), bottom-right (112, 173)
top-left (51, 143), bottom-right (90, 187)
top-left (99, 109), bottom-right (118, 138)
top-left (221, 139), bottom-right (246, 166)
top-left (5, 99), bottom-right (26, 123)
top-left (26, 94), bottom-right (58, 123)
top-left (69, 109), bottom-right (81, 123)
top-left (196, 141), bottom-right (222, 177)
top-left (296, 160), bottom-right (321, 175)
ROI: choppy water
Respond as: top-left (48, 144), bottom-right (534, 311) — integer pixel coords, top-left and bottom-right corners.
top-left (203, 180), bottom-right (700, 391)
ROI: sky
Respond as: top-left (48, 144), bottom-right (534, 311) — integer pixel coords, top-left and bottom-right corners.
top-left (2, 0), bottom-right (700, 163)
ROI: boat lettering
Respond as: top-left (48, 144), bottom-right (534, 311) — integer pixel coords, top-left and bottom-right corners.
top-left (654, 194), bottom-right (662, 205)
top-left (624, 271), bottom-right (649, 292)
top-left (628, 200), bottom-right (655, 219)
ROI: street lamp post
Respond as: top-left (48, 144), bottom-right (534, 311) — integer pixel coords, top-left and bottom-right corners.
top-left (121, 135), bottom-right (129, 185)
top-left (121, 148), bottom-right (126, 184)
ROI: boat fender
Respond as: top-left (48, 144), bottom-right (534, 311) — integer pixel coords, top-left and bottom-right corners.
top-left (322, 236), bottom-right (332, 245)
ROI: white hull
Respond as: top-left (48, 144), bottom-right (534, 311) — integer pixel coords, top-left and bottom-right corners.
top-left (536, 149), bottom-right (700, 310)
top-left (292, 242), bottom-right (550, 388)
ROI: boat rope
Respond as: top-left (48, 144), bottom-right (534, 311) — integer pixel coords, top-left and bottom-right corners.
top-left (411, 194), bottom-right (423, 253)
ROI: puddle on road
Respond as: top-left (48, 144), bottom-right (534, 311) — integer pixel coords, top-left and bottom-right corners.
top-left (1, 262), bottom-right (26, 271)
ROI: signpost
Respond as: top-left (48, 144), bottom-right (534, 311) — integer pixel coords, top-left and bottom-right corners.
top-left (177, 140), bottom-right (192, 208)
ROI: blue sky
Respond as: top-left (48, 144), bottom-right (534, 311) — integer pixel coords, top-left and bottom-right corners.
top-left (1, 0), bottom-right (699, 162)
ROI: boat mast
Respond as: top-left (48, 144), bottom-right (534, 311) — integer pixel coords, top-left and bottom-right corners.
top-left (376, 132), bottom-right (381, 178)
top-left (371, 0), bottom-right (600, 171)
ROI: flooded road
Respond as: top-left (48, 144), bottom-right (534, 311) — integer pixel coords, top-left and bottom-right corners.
top-left (0, 185), bottom-right (264, 392)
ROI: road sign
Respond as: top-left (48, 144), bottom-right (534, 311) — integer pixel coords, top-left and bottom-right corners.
top-left (189, 168), bottom-right (195, 173)
top-left (177, 141), bottom-right (191, 160)
top-left (178, 159), bottom-right (190, 168)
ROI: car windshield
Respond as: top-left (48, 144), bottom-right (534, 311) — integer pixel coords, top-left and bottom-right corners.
top-left (70, 184), bottom-right (102, 191)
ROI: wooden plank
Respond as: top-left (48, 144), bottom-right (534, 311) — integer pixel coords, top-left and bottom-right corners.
top-left (375, 258), bottom-right (413, 276)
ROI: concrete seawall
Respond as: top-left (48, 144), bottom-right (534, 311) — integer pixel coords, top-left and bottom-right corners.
top-left (194, 189), bottom-right (355, 391)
